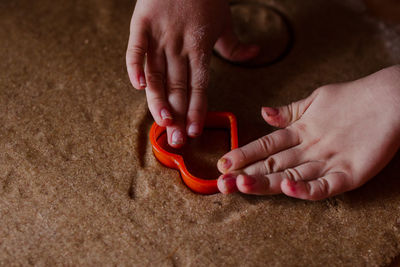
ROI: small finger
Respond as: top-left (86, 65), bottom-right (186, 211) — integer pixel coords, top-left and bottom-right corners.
top-left (145, 49), bottom-right (173, 127)
top-left (217, 128), bottom-right (300, 173)
top-left (126, 19), bottom-right (148, 89)
top-left (281, 172), bottom-right (350, 200)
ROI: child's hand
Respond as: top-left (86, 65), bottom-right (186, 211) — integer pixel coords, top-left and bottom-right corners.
top-left (217, 65), bottom-right (400, 200)
top-left (126, 0), bottom-right (259, 147)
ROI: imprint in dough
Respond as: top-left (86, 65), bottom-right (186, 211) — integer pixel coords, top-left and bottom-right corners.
top-left (160, 129), bottom-right (230, 180)
top-left (229, 2), bottom-right (293, 67)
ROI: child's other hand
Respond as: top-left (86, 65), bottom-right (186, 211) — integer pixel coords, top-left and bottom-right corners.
top-left (217, 65), bottom-right (400, 200)
top-left (126, 0), bottom-right (259, 147)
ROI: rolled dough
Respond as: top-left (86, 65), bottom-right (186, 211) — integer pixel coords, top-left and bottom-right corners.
top-left (0, 0), bottom-right (400, 266)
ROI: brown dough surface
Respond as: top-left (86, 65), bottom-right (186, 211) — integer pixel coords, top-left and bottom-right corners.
top-left (1, 0), bottom-right (400, 266)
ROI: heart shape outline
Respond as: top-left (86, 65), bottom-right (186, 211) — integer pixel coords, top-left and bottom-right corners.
top-left (149, 112), bottom-right (238, 194)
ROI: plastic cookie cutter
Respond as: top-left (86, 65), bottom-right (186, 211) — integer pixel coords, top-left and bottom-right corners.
top-left (149, 112), bottom-right (238, 194)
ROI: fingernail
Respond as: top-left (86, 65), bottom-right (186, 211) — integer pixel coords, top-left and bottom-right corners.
top-left (263, 107), bottom-right (279, 116)
top-left (139, 74), bottom-right (146, 88)
top-left (242, 175), bottom-right (256, 186)
top-left (172, 130), bottom-right (184, 145)
top-left (218, 158), bottom-right (232, 171)
top-left (188, 123), bottom-right (200, 137)
top-left (160, 108), bottom-right (172, 121)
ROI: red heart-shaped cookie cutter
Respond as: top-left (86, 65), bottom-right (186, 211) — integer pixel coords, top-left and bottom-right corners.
top-left (149, 112), bottom-right (238, 194)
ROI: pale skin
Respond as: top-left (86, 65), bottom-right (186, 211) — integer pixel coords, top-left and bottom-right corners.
top-left (126, 0), bottom-right (259, 148)
top-left (126, 0), bottom-right (400, 200)
top-left (217, 66), bottom-right (400, 200)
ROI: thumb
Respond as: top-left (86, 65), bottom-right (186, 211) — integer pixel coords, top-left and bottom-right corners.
top-left (261, 89), bottom-right (320, 128)
top-left (214, 29), bottom-right (260, 62)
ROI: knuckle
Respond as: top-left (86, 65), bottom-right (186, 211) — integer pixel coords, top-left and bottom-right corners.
top-left (319, 178), bottom-right (330, 195)
top-left (257, 136), bottom-right (274, 154)
top-left (284, 168), bottom-right (302, 182)
top-left (237, 148), bottom-right (248, 164)
top-left (285, 102), bottom-right (295, 123)
top-left (263, 157), bottom-right (277, 173)
top-left (167, 80), bottom-right (187, 92)
top-left (167, 83), bottom-right (187, 95)
top-left (310, 178), bottom-right (330, 200)
top-left (190, 87), bottom-right (207, 97)
top-left (287, 100), bottom-right (303, 123)
top-left (146, 72), bottom-right (164, 85)
top-left (261, 175), bottom-right (271, 190)
top-left (127, 45), bottom-right (146, 58)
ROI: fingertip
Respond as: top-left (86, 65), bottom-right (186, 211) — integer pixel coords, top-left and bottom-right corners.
top-left (168, 128), bottom-right (186, 148)
top-left (160, 108), bottom-right (173, 122)
top-left (126, 21), bottom-right (148, 89)
top-left (261, 107), bottom-right (285, 127)
top-left (280, 178), bottom-right (298, 198)
top-left (262, 107), bottom-right (279, 116)
top-left (153, 108), bottom-right (174, 128)
top-left (217, 157), bottom-right (232, 174)
top-left (126, 64), bottom-right (146, 90)
top-left (127, 68), bottom-right (138, 89)
top-left (217, 174), bottom-right (238, 194)
top-left (138, 72), bottom-right (147, 89)
top-left (187, 122), bottom-right (203, 138)
top-left (186, 89), bottom-right (207, 138)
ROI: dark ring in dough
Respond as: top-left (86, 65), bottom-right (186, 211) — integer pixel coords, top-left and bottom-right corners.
top-left (217, 2), bottom-right (294, 68)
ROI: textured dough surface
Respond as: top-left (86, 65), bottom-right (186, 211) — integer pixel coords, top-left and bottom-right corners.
top-left (1, 0), bottom-right (400, 266)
